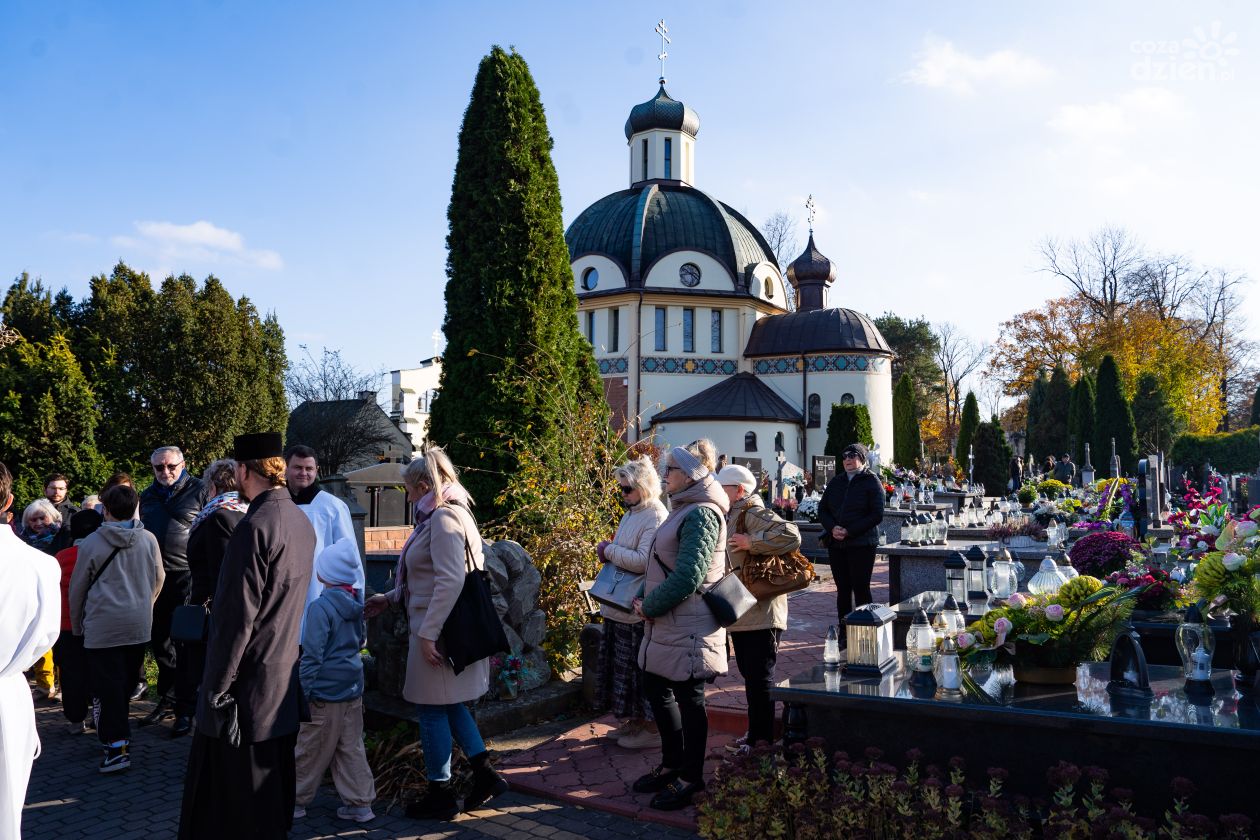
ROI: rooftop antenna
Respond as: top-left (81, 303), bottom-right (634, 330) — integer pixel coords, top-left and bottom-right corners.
top-left (655, 19), bottom-right (671, 85)
top-left (805, 194), bottom-right (816, 236)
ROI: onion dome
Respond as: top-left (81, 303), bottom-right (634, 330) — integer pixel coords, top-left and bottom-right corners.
top-left (625, 84), bottom-right (701, 140)
top-left (786, 233), bottom-right (837, 312)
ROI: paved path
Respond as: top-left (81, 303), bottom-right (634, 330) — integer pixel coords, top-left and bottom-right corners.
top-left (501, 562), bottom-right (891, 831)
top-left (23, 697), bottom-right (697, 840)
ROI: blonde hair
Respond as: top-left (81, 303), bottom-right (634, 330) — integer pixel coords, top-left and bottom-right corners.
top-left (686, 438), bottom-right (718, 472)
top-left (23, 498), bottom-right (61, 528)
top-left (401, 444), bottom-right (470, 506)
top-left (614, 456), bottom-right (662, 505)
top-left (241, 456), bottom-right (287, 487)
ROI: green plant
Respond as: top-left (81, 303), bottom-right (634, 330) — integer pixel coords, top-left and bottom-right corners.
top-left (892, 373), bottom-right (921, 467)
top-left (825, 403), bottom-right (874, 457)
top-left (1036, 478), bottom-right (1072, 497)
top-left (1171, 426), bottom-right (1260, 477)
top-left (1094, 354), bottom-right (1138, 475)
top-left (1017, 484), bottom-right (1037, 505)
top-left (1068, 372), bottom-right (1096, 469)
top-left (956, 391), bottom-right (980, 466)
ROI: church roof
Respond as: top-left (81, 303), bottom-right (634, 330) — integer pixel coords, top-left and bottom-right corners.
top-left (566, 183), bottom-right (778, 289)
top-left (787, 233), bottom-right (837, 287)
top-left (650, 373), bottom-right (800, 425)
top-left (744, 308), bottom-right (892, 357)
top-left (625, 84), bottom-right (700, 140)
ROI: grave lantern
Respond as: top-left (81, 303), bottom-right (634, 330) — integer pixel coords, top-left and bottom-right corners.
top-left (907, 609), bottom-right (938, 674)
top-left (841, 603), bottom-right (898, 677)
top-left (965, 545), bottom-right (988, 602)
top-left (935, 634), bottom-right (963, 696)
top-left (939, 594), bottom-right (966, 635)
top-left (932, 510), bottom-right (948, 544)
top-left (944, 551), bottom-right (967, 604)
top-left (1175, 603), bottom-right (1215, 696)
top-left (1027, 556), bottom-right (1068, 596)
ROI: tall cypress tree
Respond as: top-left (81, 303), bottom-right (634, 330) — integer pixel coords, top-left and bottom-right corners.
top-left (1068, 373), bottom-right (1096, 468)
top-left (1094, 355), bottom-right (1138, 474)
top-left (893, 373), bottom-right (921, 466)
top-left (1043, 365), bottom-right (1072, 459)
top-left (825, 404), bottom-right (874, 457)
top-left (955, 391), bottom-right (980, 465)
top-left (1025, 372), bottom-right (1049, 462)
top-left (428, 47), bottom-right (602, 518)
top-left (1131, 372), bottom-right (1182, 455)
top-left (972, 417), bottom-right (1014, 493)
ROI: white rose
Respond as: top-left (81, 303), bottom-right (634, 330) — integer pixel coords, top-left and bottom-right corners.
top-left (1223, 553), bottom-right (1245, 572)
top-left (1200, 525), bottom-right (1221, 537)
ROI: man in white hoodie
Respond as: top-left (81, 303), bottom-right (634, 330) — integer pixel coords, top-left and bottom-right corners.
top-left (0, 461), bottom-right (61, 838)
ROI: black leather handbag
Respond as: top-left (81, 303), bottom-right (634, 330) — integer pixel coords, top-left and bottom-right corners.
top-left (653, 552), bottom-right (757, 628)
top-left (170, 600), bottom-right (210, 643)
top-left (436, 512), bottom-right (510, 675)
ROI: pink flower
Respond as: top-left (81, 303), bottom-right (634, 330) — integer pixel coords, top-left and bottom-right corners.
top-left (1045, 604), bottom-right (1065, 622)
top-left (993, 617), bottom-right (1013, 646)
top-left (1007, 593), bottom-right (1028, 609)
top-left (956, 632), bottom-right (975, 649)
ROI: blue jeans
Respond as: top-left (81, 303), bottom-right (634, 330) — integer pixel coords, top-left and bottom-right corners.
top-left (417, 703), bottom-right (486, 782)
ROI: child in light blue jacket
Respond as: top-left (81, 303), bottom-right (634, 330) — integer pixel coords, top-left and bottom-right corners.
top-left (293, 538), bottom-right (377, 823)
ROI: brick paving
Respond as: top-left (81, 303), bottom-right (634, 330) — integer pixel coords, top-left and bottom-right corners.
top-left (500, 561), bottom-right (891, 831)
top-left (22, 697), bottom-right (697, 839)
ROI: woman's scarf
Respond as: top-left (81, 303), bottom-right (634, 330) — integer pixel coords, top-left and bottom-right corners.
top-left (190, 491), bottom-right (249, 532)
top-left (391, 483), bottom-right (471, 604)
top-left (22, 523), bottom-right (58, 550)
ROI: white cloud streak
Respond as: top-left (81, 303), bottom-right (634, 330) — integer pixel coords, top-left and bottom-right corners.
top-left (111, 219), bottom-right (283, 271)
top-left (902, 36), bottom-right (1051, 96)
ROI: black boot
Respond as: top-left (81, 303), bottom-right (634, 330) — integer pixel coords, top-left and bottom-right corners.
top-left (464, 751), bottom-right (509, 811)
top-left (405, 781), bottom-right (458, 821)
top-left (139, 698), bottom-right (172, 727)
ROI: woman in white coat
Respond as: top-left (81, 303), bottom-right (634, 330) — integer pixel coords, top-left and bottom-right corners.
top-left (0, 461), bottom-right (62, 838)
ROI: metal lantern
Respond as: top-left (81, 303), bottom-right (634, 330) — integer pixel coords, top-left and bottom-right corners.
top-left (965, 544), bottom-right (988, 602)
top-left (939, 594), bottom-right (966, 635)
top-left (1175, 603), bottom-right (1215, 695)
top-left (944, 551), bottom-right (967, 604)
top-left (842, 603), bottom-right (898, 677)
top-left (906, 609), bottom-right (938, 673)
top-left (1027, 556), bottom-right (1068, 596)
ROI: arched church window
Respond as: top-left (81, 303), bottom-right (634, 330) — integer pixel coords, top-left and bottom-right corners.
top-left (774, 431), bottom-right (785, 453)
top-left (807, 394), bottom-right (821, 428)
top-left (841, 393), bottom-right (855, 406)
top-left (581, 267), bottom-right (599, 291)
top-left (679, 263), bottom-right (701, 287)
top-left (744, 431), bottom-right (757, 452)
top-left (764, 277), bottom-right (774, 298)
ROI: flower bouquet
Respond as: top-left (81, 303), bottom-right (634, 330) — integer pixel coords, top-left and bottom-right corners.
top-left (958, 576), bottom-right (1139, 682)
top-left (771, 497), bottom-right (799, 520)
top-left (1169, 479), bottom-right (1233, 562)
top-left (492, 652), bottom-right (530, 699)
top-left (986, 520), bottom-right (1047, 547)
top-left (1036, 478), bottom-right (1072, 498)
top-left (1105, 561), bottom-right (1188, 613)
top-left (796, 495), bottom-right (820, 523)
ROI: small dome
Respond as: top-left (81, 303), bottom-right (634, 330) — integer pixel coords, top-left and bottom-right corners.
top-left (744, 308), bottom-right (892, 357)
top-left (625, 84), bottom-right (701, 140)
top-left (786, 233), bottom-right (836, 287)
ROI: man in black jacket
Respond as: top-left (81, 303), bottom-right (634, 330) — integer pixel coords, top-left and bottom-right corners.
top-left (138, 445), bottom-right (208, 724)
top-left (818, 443), bottom-right (886, 639)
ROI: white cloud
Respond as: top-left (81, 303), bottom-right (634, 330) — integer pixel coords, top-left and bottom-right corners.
top-left (112, 219), bottom-right (283, 271)
top-left (902, 36), bottom-right (1051, 96)
top-left (1048, 87), bottom-right (1189, 140)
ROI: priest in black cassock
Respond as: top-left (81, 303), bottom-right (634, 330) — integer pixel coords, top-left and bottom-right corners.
top-left (179, 433), bottom-right (316, 839)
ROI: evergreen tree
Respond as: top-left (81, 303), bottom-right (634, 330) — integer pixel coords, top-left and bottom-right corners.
top-left (972, 418), bottom-right (1014, 493)
top-left (874, 313), bottom-right (943, 419)
top-left (955, 391), bottom-right (980, 465)
top-left (892, 374), bottom-right (921, 466)
top-left (1068, 373), bottom-right (1096, 468)
top-left (427, 46), bottom-right (602, 519)
top-left (1025, 371), bottom-right (1049, 462)
top-left (1094, 355), bottom-right (1138, 474)
top-left (0, 273), bottom-right (66, 345)
top-left (1132, 371), bottom-right (1182, 455)
top-left (1250, 384), bottom-right (1260, 427)
top-left (825, 404), bottom-right (874, 457)
top-left (1043, 365), bottom-right (1073, 458)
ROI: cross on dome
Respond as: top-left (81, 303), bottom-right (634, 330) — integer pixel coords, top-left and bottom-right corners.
top-left (655, 19), bottom-right (671, 85)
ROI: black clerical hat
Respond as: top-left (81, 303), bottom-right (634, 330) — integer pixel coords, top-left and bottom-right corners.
top-left (233, 432), bottom-right (283, 461)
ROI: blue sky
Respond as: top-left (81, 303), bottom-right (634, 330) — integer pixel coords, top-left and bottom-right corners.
top-left (3, 2), bottom-right (1257, 394)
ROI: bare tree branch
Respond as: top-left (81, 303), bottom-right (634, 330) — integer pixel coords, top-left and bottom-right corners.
top-left (1040, 226), bottom-right (1143, 324)
top-left (760, 211), bottom-right (799, 311)
top-left (933, 322), bottom-right (989, 440)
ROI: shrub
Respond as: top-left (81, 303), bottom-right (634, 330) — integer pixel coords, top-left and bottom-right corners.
top-left (1037, 478), bottom-right (1072, 497)
top-left (1171, 426), bottom-right (1260, 477)
top-left (1069, 531), bottom-right (1142, 577)
top-left (825, 403), bottom-right (874, 457)
top-left (1017, 484), bottom-right (1037, 505)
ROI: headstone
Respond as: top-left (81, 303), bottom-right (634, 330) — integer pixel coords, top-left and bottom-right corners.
top-left (1145, 453), bottom-right (1164, 527)
top-left (813, 455), bottom-right (836, 492)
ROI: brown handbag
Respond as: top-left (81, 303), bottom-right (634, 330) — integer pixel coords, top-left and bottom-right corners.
top-left (734, 510), bottom-right (817, 600)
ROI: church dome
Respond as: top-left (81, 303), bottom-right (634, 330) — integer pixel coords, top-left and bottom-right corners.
top-left (787, 234), bottom-right (836, 287)
top-left (566, 182), bottom-right (778, 289)
top-left (744, 307), bottom-right (892, 357)
top-left (624, 84), bottom-right (700, 140)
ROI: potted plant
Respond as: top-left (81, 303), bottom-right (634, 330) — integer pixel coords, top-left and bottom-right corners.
top-left (493, 652), bottom-right (530, 699)
top-left (1017, 484), bottom-right (1037, 506)
top-left (1104, 560), bottom-right (1188, 616)
top-left (958, 575), bottom-right (1139, 684)
top-left (1189, 512), bottom-right (1260, 686)
top-left (1068, 530), bottom-right (1141, 577)
top-left (1036, 478), bottom-right (1072, 499)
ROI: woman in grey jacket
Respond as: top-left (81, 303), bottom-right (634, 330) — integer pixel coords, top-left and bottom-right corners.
top-left (631, 444), bottom-right (729, 812)
top-left (595, 456), bottom-right (667, 750)
top-left (69, 484), bottom-right (164, 773)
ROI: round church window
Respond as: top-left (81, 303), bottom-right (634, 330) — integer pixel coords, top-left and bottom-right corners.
top-left (581, 267), bottom-right (599, 290)
top-left (679, 263), bottom-right (701, 287)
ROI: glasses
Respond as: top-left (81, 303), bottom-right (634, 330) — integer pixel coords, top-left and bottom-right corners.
top-left (153, 462), bottom-right (184, 473)
top-left (618, 485), bottom-right (636, 494)
top-left (842, 453), bottom-right (860, 460)
top-left (663, 465), bottom-right (681, 473)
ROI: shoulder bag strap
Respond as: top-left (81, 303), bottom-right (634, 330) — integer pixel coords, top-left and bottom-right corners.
top-left (446, 500), bottom-right (476, 573)
top-left (86, 546), bottom-right (123, 592)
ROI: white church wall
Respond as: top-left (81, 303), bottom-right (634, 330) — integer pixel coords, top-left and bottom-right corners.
top-left (572, 254), bottom-right (627, 296)
top-left (643, 251), bottom-right (733, 293)
top-left (648, 419), bottom-right (803, 479)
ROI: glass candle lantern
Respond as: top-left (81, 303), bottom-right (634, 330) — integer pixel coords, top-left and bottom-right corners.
top-left (933, 510), bottom-right (948, 544)
top-left (1027, 556), bottom-right (1068, 596)
top-left (906, 609), bottom-right (937, 673)
top-left (965, 545), bottom-right (988, 601)
top-left (824, 624), bottom-right (842, 668)
top-left (935, 634), bottom-right (963, 695)
top-left (939, 594), bottom-right (966, 635)
top-left (842, 603), bottom-right (897, 677)
top-left (944, 551), bottom-right (967, 604)
top-left (1175, 603), bottom-right (1215, 693)
top-left (988, 547), bottom-right (1023, 600)
top-left (1059, 560), bottom-right (1078, 580)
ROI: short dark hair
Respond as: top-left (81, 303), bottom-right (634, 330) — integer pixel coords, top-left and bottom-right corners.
top-left (101, 485), bottom-right (139, 521)
top-left (101, 472), bottom-right (134, 494)
top-left (284, 444), bottom-right (318, 464)
top-left (0, 461), bottom-right (11, 510)
top-left (44, 472), bottom-right (69, 488)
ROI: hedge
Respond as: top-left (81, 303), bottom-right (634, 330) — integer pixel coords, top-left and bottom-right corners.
top-left (1170, 425), bottom-right (1260, 475)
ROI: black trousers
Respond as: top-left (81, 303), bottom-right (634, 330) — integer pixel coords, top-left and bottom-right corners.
top-left (89, 642), bottom-right (147, 745)
top-left (174, 641), bottom-right (205, 717)
top-left (52, 630), bottom-right (90, 723)
top-left (643, 671), bottom-right (708, 783)
top-left (828, 544), bottom-right (878, 635)
top-left (731, 628), bottom-right (782, 747)
top-left (179, 730), bottom-right (298, 840)
top-left (151, 569), bottom-right (191, 700)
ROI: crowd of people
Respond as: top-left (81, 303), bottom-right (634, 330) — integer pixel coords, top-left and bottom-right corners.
top-left (2, 431), bottom-right (888, 835)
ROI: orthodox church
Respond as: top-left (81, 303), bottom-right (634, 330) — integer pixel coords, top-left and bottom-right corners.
top-left (564, 77), bottom-right (893, 477)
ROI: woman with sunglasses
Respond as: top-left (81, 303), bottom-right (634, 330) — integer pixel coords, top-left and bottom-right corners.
top-left (594, 456), bottom-right (667, 750)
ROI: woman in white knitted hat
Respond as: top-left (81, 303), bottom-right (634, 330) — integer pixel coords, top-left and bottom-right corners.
top-left (630, 442), bottom-right (729, 811)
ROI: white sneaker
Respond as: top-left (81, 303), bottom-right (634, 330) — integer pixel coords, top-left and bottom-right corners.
top-left (336, 805), bottom-right (376, 823)
top-left (292, 806), bottom-right (306, 820)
